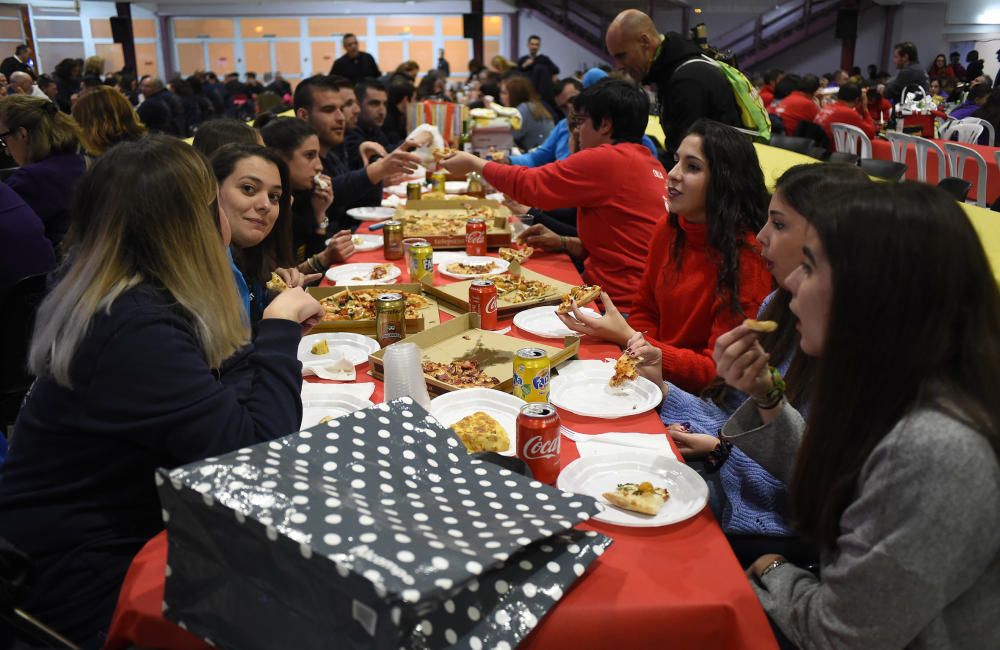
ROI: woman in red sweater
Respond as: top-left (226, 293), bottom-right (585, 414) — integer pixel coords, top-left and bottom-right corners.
top-left (560, 119), bottom-right (773, 393)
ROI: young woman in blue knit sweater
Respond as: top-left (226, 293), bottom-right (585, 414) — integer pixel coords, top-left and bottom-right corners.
top-left (629, 163), bottom-right (871, 565)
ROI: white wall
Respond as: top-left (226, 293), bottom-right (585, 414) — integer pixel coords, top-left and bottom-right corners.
top-left (516, 8), bottom-right (607, 77)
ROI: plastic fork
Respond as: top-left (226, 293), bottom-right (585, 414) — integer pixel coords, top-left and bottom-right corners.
top-left (559, 426), bottom-right (666, 451)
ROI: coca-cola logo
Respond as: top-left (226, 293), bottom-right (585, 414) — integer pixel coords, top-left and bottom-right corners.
top-left (522, 434), bottom-right (559, 459)
top-left (467, 231), bottom-right (486, 243)
top-left (485, 295), bottom-right (497, 313)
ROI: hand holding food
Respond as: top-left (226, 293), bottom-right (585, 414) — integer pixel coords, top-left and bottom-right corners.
top-left (438, 150), bottom-right (487, 177)
top-left (625, 332), bottom-right (664, 391)
top-left (609, 352), bottom-right (639, 388)
top-left (713, 323), bottom-right (773, 399)
top-left (498, 246), bottom-right (534, 264)
top-left (321, 229), bottom-right (356, 265)
top-left (311, 173), bottom-right (334, 218)
top-left (274, 266), bottom-right (321, 290)
top-left (518, 224), bottom-right (562, 252)
top-left (263, 287), bottom-right (324, 333)
top-left (370, 146), bottom-right (421, 183)
top-left (555, 291), bottom-right (635, 346)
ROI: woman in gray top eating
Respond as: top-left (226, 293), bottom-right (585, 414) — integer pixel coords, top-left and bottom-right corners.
top-left (707, 181), bottom-right (1000, 649)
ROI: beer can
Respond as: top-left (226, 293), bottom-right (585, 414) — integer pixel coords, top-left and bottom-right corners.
top-left (431, 171), bottom-right (447, 194)
top-left (382, 220), bottom-right (404, 260)
top-left (375, 292), bottom-right (406, 348)
top-left (512, 347), bottom-right (550, 402)
top-left (466, 218), bottom-right (487, 256)
top-left (516, 403), bottom-right (561, 485)
top-left (408, 241), bottom-right (434, 283)
top-left (406, 181), bottom-right (423, 202)
top-left (469, 279), bottom-right (498, 330)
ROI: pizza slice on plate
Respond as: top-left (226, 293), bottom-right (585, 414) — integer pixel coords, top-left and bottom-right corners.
top-left (370, 264), bottom-right (393, 280)
top-left (609, 353), bottom-right (639, 388)
top-left (555, 285), bottom-right (602, 314)
top-left (602, 481), bottom-right (669, 515)
top-left (451, 411), bottom-right (510, 453)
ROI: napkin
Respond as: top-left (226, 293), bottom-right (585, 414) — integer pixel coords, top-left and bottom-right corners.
top-left (301, 353), bottom-right (356, 381)
top-left (301, 381), bottom-right (376, 402)
top-left (573, 431), bottom-right (674, 459)
top-left (381, 194), bottom-right (405, 207)
top-left (432, 251), bottom-right (470, 266)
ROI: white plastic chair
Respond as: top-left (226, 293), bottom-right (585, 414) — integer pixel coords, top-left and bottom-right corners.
top-left (830, 123), bottom-right (872, 158)
top-left (886, 131), bottom-right (946, 183)
top-left (959, 117), bottom-right (995, 146)
top-left (945, 121), bottom-right (985, 145)
top-left (942, 142), bottom-right (988, 206)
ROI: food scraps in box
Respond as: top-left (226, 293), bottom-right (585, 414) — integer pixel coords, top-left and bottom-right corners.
top-left (422, 359), bottom-right (501, 388)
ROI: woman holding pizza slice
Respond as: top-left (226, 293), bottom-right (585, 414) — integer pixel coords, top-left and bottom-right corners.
top-left (556, 119), bottom-right (773, 394)
top-left (630, 163), bottom-right (871, 567)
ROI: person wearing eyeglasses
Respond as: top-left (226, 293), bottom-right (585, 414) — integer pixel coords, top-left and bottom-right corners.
top-left (0, 94), bottom-right (85, 252)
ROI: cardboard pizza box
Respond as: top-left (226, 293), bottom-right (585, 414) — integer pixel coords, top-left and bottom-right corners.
top-left (368, 313), bottom-right (580, 396)
top-left (419, 268), bottom-right (577, 319)
top-left (394, 199), bottom-right (511, 249)
top-left (307, 284), bottom-right (440, 335)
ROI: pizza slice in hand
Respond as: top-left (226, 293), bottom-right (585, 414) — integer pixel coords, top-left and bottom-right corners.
top-left (555, 285), bottom-right (602, 314)
top-left (609, 353), bottom-right (639, 388)
top-left (602, 481), bottom-right (669, 515)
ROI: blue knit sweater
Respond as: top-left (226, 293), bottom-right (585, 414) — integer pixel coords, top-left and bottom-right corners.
top-left (659, 291), bottom-right (797, 536)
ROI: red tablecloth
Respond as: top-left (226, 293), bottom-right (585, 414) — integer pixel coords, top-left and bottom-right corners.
top-left (105, 223), bottom-right (777, 650)
top-left (871, 137), bottom-right (1000, 203)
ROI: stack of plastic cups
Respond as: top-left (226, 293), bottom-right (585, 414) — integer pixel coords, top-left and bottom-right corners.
top-left (382, 342), bottom-right (431, 409)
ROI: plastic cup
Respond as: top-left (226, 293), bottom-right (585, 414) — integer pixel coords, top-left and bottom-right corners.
top-left (510, 213), bottom-right (534, 239)
top-left (382, 342), bottom-right (430, 408)
top-left (402, 238), bottom-right (428, 280)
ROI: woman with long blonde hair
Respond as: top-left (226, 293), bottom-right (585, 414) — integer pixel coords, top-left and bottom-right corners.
top-left (0, 93), bottom-right (85, 250)
top-left (71, 84), bottom-right (146, 156)
top-left (0, 135), bottom-right (321, 646)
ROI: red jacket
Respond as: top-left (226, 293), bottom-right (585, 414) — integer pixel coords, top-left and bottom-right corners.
top-left (867, 96), bottom-right (892, 122)
top-left (759, 85), bottom-right (774, 108)
top-left (483, 143), bottom-right (668, 313)
top-left (627, 217), bottom-right (773, 393)
top-left (774, 91), bottom-right (819, 136)
top-left (814, 101), bottom-right (876, 148)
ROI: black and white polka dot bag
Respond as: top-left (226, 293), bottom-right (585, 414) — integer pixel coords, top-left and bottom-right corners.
top-left (156, 399), bottom-right (612, 649)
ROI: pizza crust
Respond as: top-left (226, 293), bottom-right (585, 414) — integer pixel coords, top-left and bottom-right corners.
top-left (602, 482), bottom-right (669, 515)
top-left (498, 246), bottom-right (534, 264)
top-left (556, 285), bottom-right (603, 314)
top-left (743, 318), bottom-right (778, 333)
top-left (266, 272), bottom-right (288, 294)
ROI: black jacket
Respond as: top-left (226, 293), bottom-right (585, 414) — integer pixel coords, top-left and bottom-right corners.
top-left (331, 52), bottom-right (381, 86)
top-left (643, 33), bottom-right (742, 154)
top-left (323, 148), bottom-right (382, 234)
top-left (344, 123), bottom-right (396, 170)
top-left (0, 285), bottom-right (302, 646)
top-left (0, 56), bottom-right (34, 80)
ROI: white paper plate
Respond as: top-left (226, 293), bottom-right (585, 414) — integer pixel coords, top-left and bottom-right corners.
top-left (513, 305), bottom-right (599, 339)
top-left (325, 263), bottom-right (401, 286)
top-left (550, 367), bottom-right (662, 419)
top-left (347, 206), bottom-right (396, 221)
top-left (437, 255), bottom-right (510, 280)
top-left (350, 234), bottom-right (383, 252)
top-left (301, 397), bottom-right (375, 430)
top-left (429, 388), bottom-right (526, 456)
top-left (298, 332), bottom-right (380, 367)
top-left (557, 453), bottom-right (708, 527)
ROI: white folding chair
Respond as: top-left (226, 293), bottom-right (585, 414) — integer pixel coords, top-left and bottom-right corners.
top-left (830, 123), bottom-right (872, 158)
top-left (959, 117), bottom-right (995, 146)
top-left (886, 131), bottom-right (946, 183)
top-left (946, 121), bottom-right (985, 145)
top-left (943, 142), bottom-right (988, 206)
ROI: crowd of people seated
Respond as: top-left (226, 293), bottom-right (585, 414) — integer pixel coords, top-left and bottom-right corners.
top-left (0, 18), bottom-right (998, 649)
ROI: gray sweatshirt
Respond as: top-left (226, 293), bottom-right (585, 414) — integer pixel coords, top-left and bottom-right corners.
top-left (722, 400), bottom-right (1000, 649)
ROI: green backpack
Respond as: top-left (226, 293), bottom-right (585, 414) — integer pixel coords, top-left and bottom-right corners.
top-left (677, 55), bottom-right (772, 142)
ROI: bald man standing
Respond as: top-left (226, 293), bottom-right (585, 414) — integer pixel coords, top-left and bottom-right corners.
top-left (606, 9), bottom-right (741, 154)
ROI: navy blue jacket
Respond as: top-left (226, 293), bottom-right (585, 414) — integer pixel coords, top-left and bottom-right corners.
top-left (5, 152), bottom-right (86, 251)
top-left (0, 285), bottom-right (302, 646)
top-left (0, 182), bottom-right (54, 290)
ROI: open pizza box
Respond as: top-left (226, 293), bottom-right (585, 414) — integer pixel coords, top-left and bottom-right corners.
top-left (368, 313), bottom-right (580, 396)
top-left (307, 283), bottom-right (441, 335)
top-left (419, 267), bottom-right (576, 319)
top-left (394, 199), bottom-right (511, 249)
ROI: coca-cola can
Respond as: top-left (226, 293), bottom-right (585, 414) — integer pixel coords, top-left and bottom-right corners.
top-left (516, 403), bottom-right (561, 485)
top-left (466, 218), bottom-right (487, 256)
top-left (469, 279), bottom-right (498, 330)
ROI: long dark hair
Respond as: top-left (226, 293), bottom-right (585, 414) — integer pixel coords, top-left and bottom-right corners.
top-left (669, 119), bottom-right (769, 316)
top-left (210, 143), bottom-right (294, 283)
top-left (791, 182), bottom-right (1000, 547)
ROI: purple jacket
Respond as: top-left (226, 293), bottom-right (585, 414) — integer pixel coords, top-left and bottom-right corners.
top-left (948, 101), bottom-right (980, 121)
top-left (5, 152), bottom-right (86, 250)
top-left (0, 181), bottom-right (54, 290)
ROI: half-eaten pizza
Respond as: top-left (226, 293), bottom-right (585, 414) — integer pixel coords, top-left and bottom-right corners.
top-left (498, 246), bottom-right (534, 265)
top-left (555, 285), bottom-right (602, 314)
top-left (602, 481), bottom-right (670, 515)
top-left (609, 353), bottom-right (639, 388)
top-left (445, 261), bottom-right (499, 276)
top-left (265, 272), bottom-right (288, 293)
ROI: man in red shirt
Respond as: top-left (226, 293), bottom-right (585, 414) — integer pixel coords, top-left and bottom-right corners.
top-left (814, 83), bottom-right (876, 148)
top-left (774, 74), bottom-right (820, 136)
top-left (440, 79), bottom-right (668, 314)
top-left (759, 68), bottom-right (783, 108)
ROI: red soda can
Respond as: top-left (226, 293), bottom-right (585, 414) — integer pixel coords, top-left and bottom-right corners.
top-left (466, 218), bottom-right (487, 256)
top-left (516, 403), bottom-right (561, 485)
top-left (469, 279), bottom-right (498, 330)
